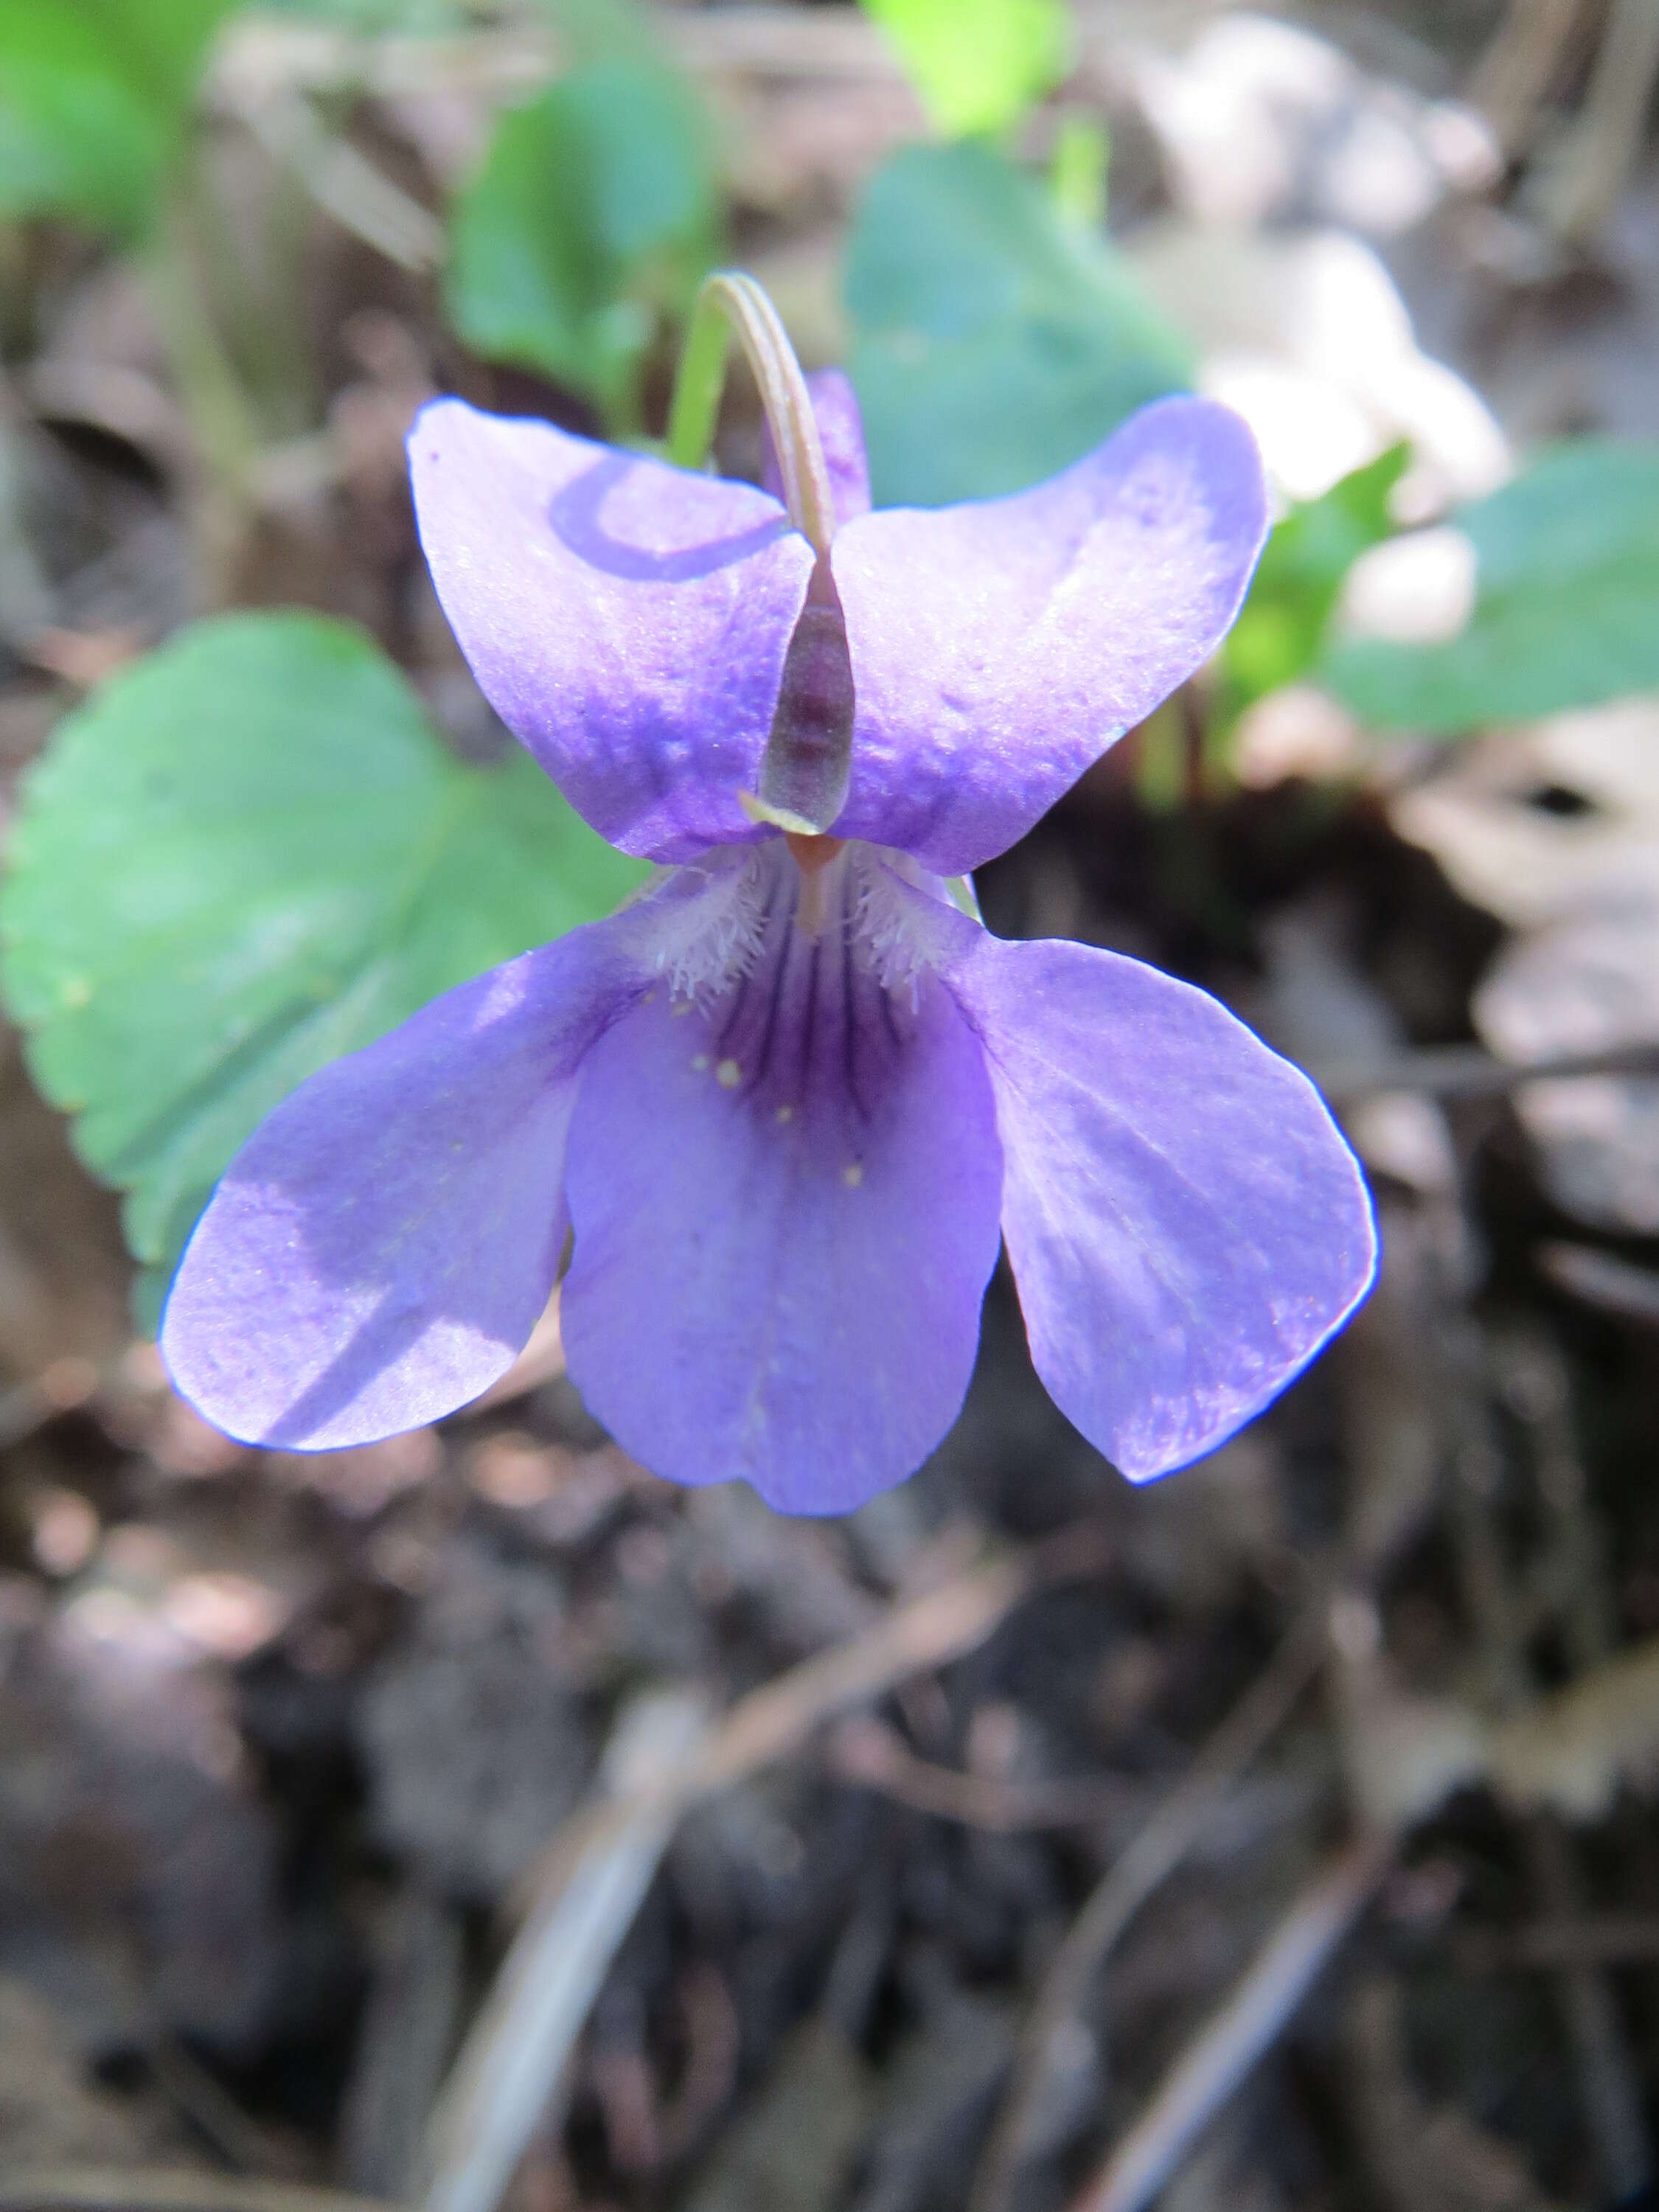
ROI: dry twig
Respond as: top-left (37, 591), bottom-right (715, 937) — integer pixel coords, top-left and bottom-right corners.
top-left (968, 1596), bottom-right (1329, 2212)
top-left (1316, 1039), bottom-right (1659, 1105)
top-left (420, 1690), bottom-right (709, 2212)
top-left (422, 1522), bottom-right (1113, 2212)
top-left (0, 2176), bottom-right (396, 2212)
top-left (1062, 1835), bottom-right (1391, 2212)
top-left (1440, 1306), bottom-right (1652, 2201)
top-left (1538, 0), bottom-right (1659, 239)
top-left (827, 1713), bottom-right (1134, 1832)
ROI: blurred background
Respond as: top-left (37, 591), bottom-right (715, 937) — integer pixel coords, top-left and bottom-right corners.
top-left (4, 2), bottom-right (1659, 2208)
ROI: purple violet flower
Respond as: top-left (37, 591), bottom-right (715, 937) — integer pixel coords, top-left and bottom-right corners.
top-left (161, 356), bottom-right (1377, 1514)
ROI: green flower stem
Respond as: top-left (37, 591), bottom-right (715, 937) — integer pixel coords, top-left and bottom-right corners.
top-left (144, 188), bottom-right (268, 605)
top-left (664, 282), bottom-right (729, 473)
top-left (145, 199), bottom-right (260, 503)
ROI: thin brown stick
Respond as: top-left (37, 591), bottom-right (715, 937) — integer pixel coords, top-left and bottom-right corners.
top-left (1536, 1242), bottom-right (1659, 1329)
top-left (1540, 0), bottom-right (1659, 239)
top-left (827, 1714), bottom-right (1134, 1832)
top-left (967, 1597), bottom-right (1328, 2212)
top-left (515, 1518), bottom-right (1113, 1891)
top-left (0, 2174), bottom-right (397, 2212)
top-left (420, 1692), bottom-right (709, 2212)
top-left (1520, 1335), bottom-right (1653, 2202)
top-left (1460, 1915), bottom-right (1659, 1972)
top-left (1440, 1303), bottom-right (1652, 2199)
top-left (1316, 1039), bottom-right (1659, 1105)
top-left (1063, 1836), bottom-right (1391, 2212)
top-left (432, 1523), bottom-right (1113, 2212)
top-left (1469, 0), bottom-right (1590, 153)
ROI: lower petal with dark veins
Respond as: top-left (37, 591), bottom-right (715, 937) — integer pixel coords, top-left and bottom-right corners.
top-left (559, 847), bottom-right (1004, 1512)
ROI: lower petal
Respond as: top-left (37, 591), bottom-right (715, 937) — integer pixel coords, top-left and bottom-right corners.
top-left (951, 933), bottom-right (1376, 1481)
top-left (559, 893), bottom-right (1004, 1514)
top-left (161, 919), bottom-right (648, 1449)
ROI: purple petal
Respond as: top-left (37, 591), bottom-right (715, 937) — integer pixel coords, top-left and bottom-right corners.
top-left (161, 920), bottom-right (649, 1450)
top-left (559, 861), bottom-right (1004, 1513)
top-left (762, 368), bottom-right (873, 529)
top-left (828, 397), bottom-right (1269, 874)
top-left (409, 398), bottom-right (816, 862)
top-left (946, 929), bottom-right (1375, 1480)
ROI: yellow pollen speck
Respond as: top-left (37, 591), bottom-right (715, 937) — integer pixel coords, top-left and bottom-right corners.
top-left (61, 976), bottom-right (91, 1009)
top-left (716, 1057), bottom-right (742, 1088)
top-left (672, 1000), bottom-right (695, 1018)
top-left (776, 1105), bottom-right (794, 1124)
top-left (843, 1163), bottom-right (864, 1189)
top-left (642, 987), bottom-right (657, 1004)
top-left (691, 1053), bottom-right (710, 1072)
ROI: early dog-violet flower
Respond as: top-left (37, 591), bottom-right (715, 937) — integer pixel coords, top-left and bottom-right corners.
top-left (161, 276), bottom-right (1376, 1514)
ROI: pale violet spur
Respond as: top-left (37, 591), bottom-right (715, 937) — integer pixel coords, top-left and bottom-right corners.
top-left (161, 361), bottom-right (1377, 1514)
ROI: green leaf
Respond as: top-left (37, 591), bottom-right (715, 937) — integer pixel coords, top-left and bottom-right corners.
top-left (844, 142), bottom-right (1193, 507)
top-left (1222, 443), bottom-right (1408, 712)
top-left (1323, 439), bottom-right (1659, 732)
top-left (536, 0), bottom-right (655, 66)
top-left (0, 612), bottom-right (647, 1317)
top-left (0, 0), bottom-right (232, 238)
top-left (445, 58), bottom-right (719, 428)
top-left (858, 0), bottom-right (1069, 139)
top-left (1048, 111), bottom-right (1108, 229)
top-left (254, 0), bottom-right (472, 24)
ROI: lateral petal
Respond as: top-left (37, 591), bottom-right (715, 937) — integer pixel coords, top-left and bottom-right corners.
top-left (161, 917), bottom-right (650, 1449)
top-left (952, 929), bottom-right (1375, 1479)
top-left (409, 398), bottom-right (816, 862)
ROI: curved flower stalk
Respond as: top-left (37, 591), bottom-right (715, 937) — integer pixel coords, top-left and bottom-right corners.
top-left (161, 298), bottom-right (1376, 1514)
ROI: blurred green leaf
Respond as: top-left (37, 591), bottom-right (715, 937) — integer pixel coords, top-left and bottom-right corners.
top-left (1048, 111), bottom-right (1108, 229)
top-left (845, 142), bottom-right (1192, 507)
top-left (0, 613), bottom-right (647, 1320)
top-left (1324, 440), bottom-right (1659, 731)
top-left (445, 58), bottom-right (718, 429)
top-left (859, 0), bottom-right (1069, 139)
top-left (1222, 444), bottom-right (1408, 713)
top-left (0, 0), bottom-right (232, 238)
top-left (538, 0), bottom-right (654, 65)
top-left (255, 0), bottom-right (470, 24)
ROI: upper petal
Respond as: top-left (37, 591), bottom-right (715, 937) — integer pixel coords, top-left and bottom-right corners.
top-left (409, 398), bottom-right (817, 862)
top-left (950, 929), bottom-right (1376, 1480)
top-left (161, 915), bottom-right (650, 1450)
top-left (828, 397), bottom-right (1268, 874)
top-left (559, 846), bottom-right (1004, 1513)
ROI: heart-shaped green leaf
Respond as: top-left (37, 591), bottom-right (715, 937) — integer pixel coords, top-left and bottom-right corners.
top-left (0, 0), bottom-right (232, 238)
top-left (1222, 443), bottom-right (1409, 717)
top-left (845, 141), bottom-right (1193, 507)
top-left (1324, 440), bottom-right (1659, 731)
top-left (445, 57), bottom-right (719, 429)
top-left (858, 0), bottom-right (1070, 139)
top-left (0, 611), bottom-right (647, 1320)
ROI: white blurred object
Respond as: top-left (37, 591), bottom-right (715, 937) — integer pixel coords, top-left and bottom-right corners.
top-left (1232, 684), bottom-right (1366, 789)
top-left (1255, 900), bottom-right (1459, 1201)
top-left (1126, 12), bottom-right (1500, 234)
top-left (1394, 700), bottom-right (1659, 1230)
top-left (1394, 700), bottom-right (1659, 930)
top-left (1339, 526), bottom-right (1478, 644)
top-left (1131, 226), bottom-right (1511, 509)
top-left (1347, 1088), bottom-right (1462, 1197)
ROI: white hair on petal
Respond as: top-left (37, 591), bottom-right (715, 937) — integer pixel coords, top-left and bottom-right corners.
top-left (644, 851), bottom-right (771, 1006)
top-left (848, 848), bottom-right (949, 1006)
